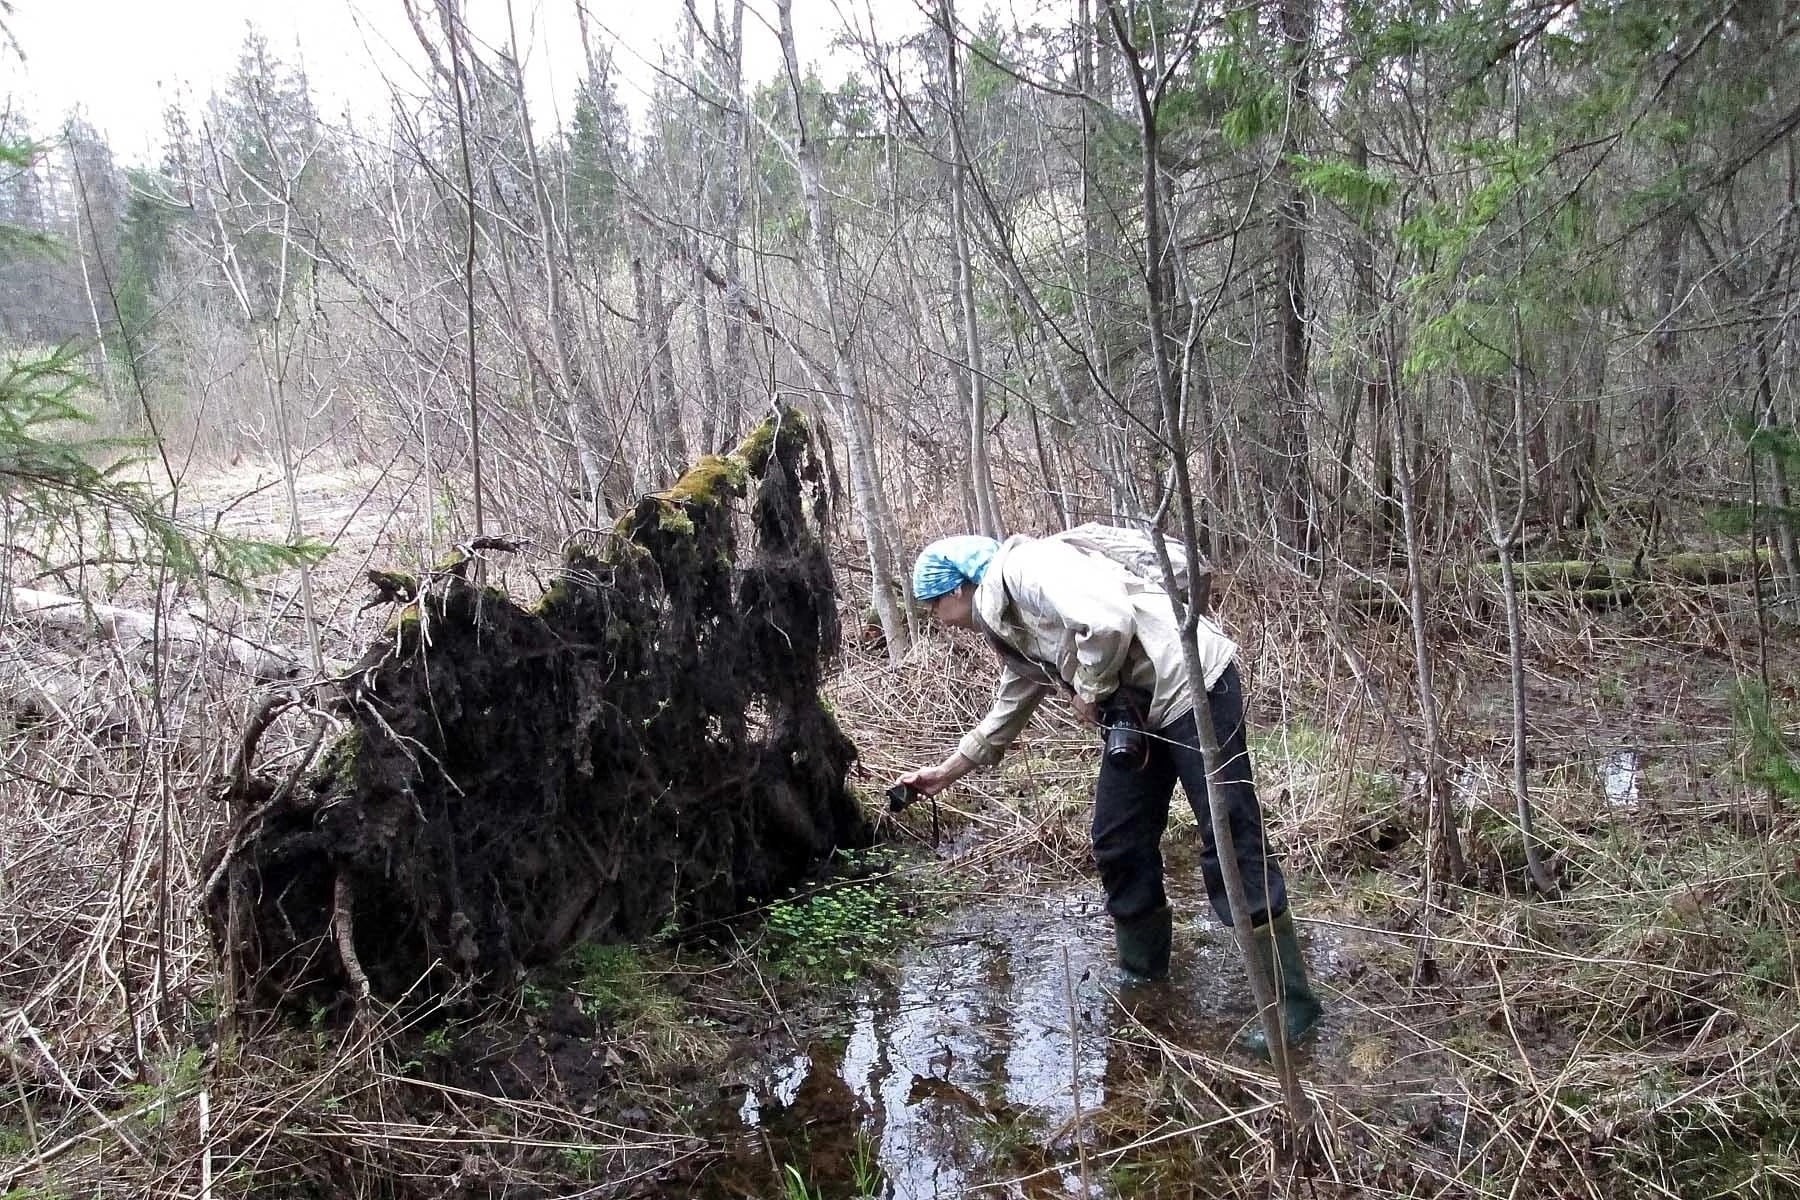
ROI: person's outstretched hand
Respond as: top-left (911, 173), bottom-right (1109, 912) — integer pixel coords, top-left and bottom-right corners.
top-left (899, 764), bottom-right (952, 796)
top-left (900, 751), bottom-right (976, 798)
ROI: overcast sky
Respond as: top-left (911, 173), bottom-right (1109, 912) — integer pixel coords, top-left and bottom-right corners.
top-left (4, 0), bottom-right (971, 163)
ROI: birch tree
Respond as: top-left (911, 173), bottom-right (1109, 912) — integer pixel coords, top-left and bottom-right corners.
top-left (776, 0), bottom-right (911, 661)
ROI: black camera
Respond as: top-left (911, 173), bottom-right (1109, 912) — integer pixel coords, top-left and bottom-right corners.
top-left (885, 782), bottom-right (919, 812)
top-left (1100, 686), bottom-right (1153, 771)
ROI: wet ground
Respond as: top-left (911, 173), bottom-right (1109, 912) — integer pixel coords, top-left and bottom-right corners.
top-left (684, 863), bottom-right (1356, 1200)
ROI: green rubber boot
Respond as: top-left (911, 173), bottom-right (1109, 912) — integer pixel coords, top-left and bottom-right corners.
top-left (1237, 911), bottom-right (1323, 1058)
top-left (1114, 905), bottom-right (1172, 987)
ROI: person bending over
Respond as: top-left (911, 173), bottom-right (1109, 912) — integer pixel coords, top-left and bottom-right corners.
top-left (896, 532), bottom-right (1322, 1055)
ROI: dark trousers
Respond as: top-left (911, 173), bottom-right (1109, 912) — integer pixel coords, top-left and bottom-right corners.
top-left (1091, 663), bottom-right (1288, 928)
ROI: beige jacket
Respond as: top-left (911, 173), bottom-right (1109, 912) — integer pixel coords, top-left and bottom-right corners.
top-left (955, 534), bottom-right (1239, 768)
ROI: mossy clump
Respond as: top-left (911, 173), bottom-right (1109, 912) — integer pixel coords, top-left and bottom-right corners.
top-left (365, 569), bottom-right (419, 602)
top-left (386, 600), bottom-right (422, 643)
top-left (212, 413), bottom-right (868, 1007)
top-left (733, 406), bottom-right (808, 476)
top-left (662, 453), bottom-right (750, 506)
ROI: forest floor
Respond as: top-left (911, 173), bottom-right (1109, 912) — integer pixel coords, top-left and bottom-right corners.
top-left (600, 587), bottom-right (1800, 1200)
top-left (2, 461), bottom-right (1798, 1199)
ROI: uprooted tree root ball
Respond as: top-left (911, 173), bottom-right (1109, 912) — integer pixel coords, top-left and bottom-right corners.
top-left (209, 411), bottom-right (871, 1007)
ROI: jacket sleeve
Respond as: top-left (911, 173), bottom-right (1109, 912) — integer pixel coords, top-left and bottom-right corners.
top-left (1012, 541), bottom-right (1138, 705)
top-left (957, 663), bottom-right (1051, 767)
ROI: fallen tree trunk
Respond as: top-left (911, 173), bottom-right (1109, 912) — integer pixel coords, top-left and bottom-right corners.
top-left (0, 648), bottom-right (126, 733)
top-left (208, 413), bottom-right (870, 1008)
top-left (7, 588), bottom-right (298, 680)
top-left (1339, 548), bottom-right (1771, 611)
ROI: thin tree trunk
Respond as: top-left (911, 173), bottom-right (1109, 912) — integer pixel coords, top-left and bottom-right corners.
top-left (1080, 0), bottom-right (1112, 377)
top-left (1759, 147), bottom-right (1798, 617)
top-left (648, 256), bottom-right (684, 470)
top-left (1754, 333), bottom-right (1800, 619)
top-left (1645, 209), bottom-right (1685, 545)
top-left (1389, 379), bottom-right (1467, 897)
top-left (685, 6), bottom-right (725, 452)
top-left (694, 258), bottom-right (723, 451)
top-left (632, 249), bottom-right (687, 484)
top-left (1372, 323), bottom-right (1397, 559)
top-left (69, 184), bottom-right (118, 416)
top-left (1013, 319), bottom-right (1073, 528)
top-left (717, 0), bottom-right (751, 438)
top-left (1105, 0), bottom-right (1308, 1128)
top-left (1338, 128), bottom-right (1397, 557)
top-left (438, 0), bottom-right (485, 541)
top-left (1273, 0), bottom-right (1315, 568)
top-left (505, 2), bottom-right (617, 520)
top-left (1496, 317), bottom-right (1557, 896)
top-left (777, 0), bottom-right (911, 662)
top-left (939, 0), bottom-right (1002, 539)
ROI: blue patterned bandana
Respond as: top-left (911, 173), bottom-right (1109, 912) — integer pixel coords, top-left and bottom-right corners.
top-left (911, 535), bottom-right (1000, 602)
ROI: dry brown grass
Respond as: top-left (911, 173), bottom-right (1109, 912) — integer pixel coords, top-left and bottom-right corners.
top-left (4, 485), bottom-right (1798, 1198)
top-left (918, 563), bottom-right (1800, 1200)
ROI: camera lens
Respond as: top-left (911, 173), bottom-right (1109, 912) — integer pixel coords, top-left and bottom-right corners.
top-left (1105, 722), bottom-right (1146, 767)
top-left (1101, 691), bottom-right (1150, 771)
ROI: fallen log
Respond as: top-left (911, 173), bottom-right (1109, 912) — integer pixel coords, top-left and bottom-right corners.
top-left (1338, 548), bottom-right (1770, 611)
top-left (0, 648), bottom-right (126, 733)
top-left (1477, 548), bottom-right (1768, 591)
top-left (7, 587), bottom-right (299, 680)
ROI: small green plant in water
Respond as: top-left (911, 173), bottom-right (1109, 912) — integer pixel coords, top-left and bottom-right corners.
top-left (557, 1146), bottom-right (601, 1179)
top-left (1745, 928), bottom-right (1791, 990)
top-left (0, 1122), bottom-right (34, 1158)
top-left (973, 1109), bottom-right (1037, 1162)
top-left (1250, 719), bottom-right (1330, 772)
top-left (780, 1163), bottom-right (821, 1200)
top-left (122, 1046), bottom-right (204, 1130)
top-left (764, 879), bottom-right (916, 982)
top-left (566, 944), bottom-right (670, 1022)
top-left (560, 943), bottom-right (724, 1070)
top-left (832, 843), bottom-right (900, 875)
top-left (849, 1127), bottom-right (884, 1198)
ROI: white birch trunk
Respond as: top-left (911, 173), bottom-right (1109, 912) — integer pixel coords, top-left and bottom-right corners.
top-left (777, 0), bottom-right (911, 661)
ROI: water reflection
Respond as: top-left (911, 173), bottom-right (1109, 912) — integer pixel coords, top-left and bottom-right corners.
top-left (735, 892), bottom-right (1112, 1199)
top-left (1602, 750), bottom-right (1640, 807)
top-left (708, 856), bottom-right (1338, 1200)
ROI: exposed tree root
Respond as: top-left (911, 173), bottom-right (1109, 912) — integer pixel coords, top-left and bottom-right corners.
top-left (331, 873), bottom-right (371, 1013)
top-left (208, 413), bottom-right (870, 1007)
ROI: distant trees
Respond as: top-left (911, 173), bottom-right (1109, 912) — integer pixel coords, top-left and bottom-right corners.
top-left (0, 2), bottom-right (1794, 609)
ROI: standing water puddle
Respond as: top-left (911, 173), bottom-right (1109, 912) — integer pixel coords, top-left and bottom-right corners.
top-left (1601, 750), bottom-right (1641, 807)
top-left (694, 877), bottom-right (1274, 1199)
